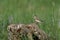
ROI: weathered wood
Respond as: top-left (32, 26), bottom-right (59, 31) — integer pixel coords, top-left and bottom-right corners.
top-left (7, 23), bottom-right (48, 40)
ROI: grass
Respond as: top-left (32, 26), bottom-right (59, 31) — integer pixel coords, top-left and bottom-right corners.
top-left (0, 0), bottom-right (60, 40)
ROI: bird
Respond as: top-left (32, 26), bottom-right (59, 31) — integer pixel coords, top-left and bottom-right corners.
top-left (33, 15), bottom-right (44, 24)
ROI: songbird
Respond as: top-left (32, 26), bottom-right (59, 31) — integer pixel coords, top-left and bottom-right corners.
top-left (33, 15), bottom-right (44, 24)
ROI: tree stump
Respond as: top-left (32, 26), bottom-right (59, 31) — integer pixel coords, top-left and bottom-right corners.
top-left (7, 23), bottom-right (48, 40)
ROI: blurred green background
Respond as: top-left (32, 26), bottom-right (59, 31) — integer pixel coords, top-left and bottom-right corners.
top-left (0, 0), bottom-right (60, 40)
